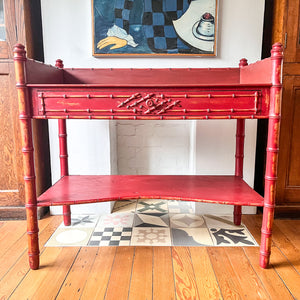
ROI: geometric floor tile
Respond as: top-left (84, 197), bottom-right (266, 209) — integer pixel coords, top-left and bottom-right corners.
top-left (168, 200), bottom-right (194, 214)
top-left (112, 200), bottom-right (137, 213)
top-left (131, 227), bottom-right (171, 246)
top-left (170, 214), bottom-right (205, 228)
top-left (97, 213), bottom-right (134, 227)
top-left (134, 213), bottom-right (169, 227)
top-left (45, 200), bottom-right (258, 247)
top-left (171, 227), bottom-right (213, 246)
top-left (88, 227), bottom-right (132, 246)
top-left (136, 199), bottom-right (168, 214)
top-left (203, 215), bottom-right (241, 229)
top-left (45, 227), bottom-right (94, 247)
top-left (209, 227), bottom-right (258, 246)
top-left (58, 215), bottom-right (99, 229)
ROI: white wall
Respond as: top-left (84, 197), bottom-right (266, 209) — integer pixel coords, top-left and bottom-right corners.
top-left (41, 0), bottom-right (265, 68)
top-left (41, 0), bottom-right (265, 215)
top-left (117, 121), bottom-right (191, 175)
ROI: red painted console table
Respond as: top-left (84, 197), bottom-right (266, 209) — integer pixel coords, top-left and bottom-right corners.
top-left (13, 43), bottom-right (283, 270)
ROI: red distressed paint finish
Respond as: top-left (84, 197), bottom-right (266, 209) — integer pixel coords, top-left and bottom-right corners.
top-left (13, 43), bottom-right (283, 270)
top-left (234, 118), bottom-right (246, 226)
top-left (233, 57), bottom-right (249, 226)
top-left (13, 44), bottom-right (40, 270)
top-left (58, 119), bottom-right (71, 226)
top-left (260, 42), bottom-right (283, 269)
top-left (29, 87), bottom-right (269, 120)
top-left (37, 175), bottom-right (264, 207)
top-left (56, 60), bottom-right (71, 226)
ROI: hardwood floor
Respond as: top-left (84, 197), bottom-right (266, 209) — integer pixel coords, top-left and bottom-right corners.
top-left (0, 214), bottom-right (299, 299)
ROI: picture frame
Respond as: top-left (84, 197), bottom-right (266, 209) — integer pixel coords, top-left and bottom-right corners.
top-left (92, 0), bottom-right (218, 56)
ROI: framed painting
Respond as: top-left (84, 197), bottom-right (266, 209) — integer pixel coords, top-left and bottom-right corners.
top-left (92, 0), bottom-right (218, 56)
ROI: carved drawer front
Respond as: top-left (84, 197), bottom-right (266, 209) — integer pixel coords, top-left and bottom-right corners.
top-left (32, 88), bottom-right (266, 119)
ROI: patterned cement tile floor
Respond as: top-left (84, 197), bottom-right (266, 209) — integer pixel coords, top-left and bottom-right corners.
top-left (45, 200), bottom-right (258, 247)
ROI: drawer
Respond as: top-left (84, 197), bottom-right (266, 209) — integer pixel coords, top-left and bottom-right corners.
top-left (30, 88), bottom-right (269, 120)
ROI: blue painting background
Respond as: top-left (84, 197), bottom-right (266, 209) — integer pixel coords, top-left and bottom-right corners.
top-left (93, 0), bottom-right (210, 55)
top-left (94, 0), bottom-right (152, 54)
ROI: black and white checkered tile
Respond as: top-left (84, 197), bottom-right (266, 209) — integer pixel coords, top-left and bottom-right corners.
top-left (88, 227), bottom-right (132, 246)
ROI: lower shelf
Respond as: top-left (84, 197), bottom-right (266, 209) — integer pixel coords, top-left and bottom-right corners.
top-left (37, 175), bottom-right (264, 207)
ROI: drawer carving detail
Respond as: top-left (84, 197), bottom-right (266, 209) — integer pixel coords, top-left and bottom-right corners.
top-left (35, 90), bottom-right (263, 119)
top-left (118, 93), bottom-right (181, 115)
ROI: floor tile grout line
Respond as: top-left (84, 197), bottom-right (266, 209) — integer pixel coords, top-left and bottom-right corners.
top-left (206, 216), bottom-right (217, 246)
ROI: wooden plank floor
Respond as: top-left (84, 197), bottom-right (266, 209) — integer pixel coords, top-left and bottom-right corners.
top-left (0, 214), bottom-right (299, 300)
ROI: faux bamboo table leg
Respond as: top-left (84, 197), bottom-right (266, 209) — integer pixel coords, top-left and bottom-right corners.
top-left (14, 44), bottom-right (40, 270)
top-left (234, 118), bottom-right (245, 225)
top-left (58, 119), bottom-right (71, 226)
top-left (233, 57), bottom-right (248, 226)
top-left (55, 59), bottom-right (71, 226)
top-left (260, 43), bottom-right (283, 268)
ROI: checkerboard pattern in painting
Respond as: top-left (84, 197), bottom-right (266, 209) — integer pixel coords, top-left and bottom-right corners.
top-left (45, 199), bottom-right (258, 247)
top-left (114, 0), bottom-right (191, 53)
top-left (141, 0), bottom-right (191, 53)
